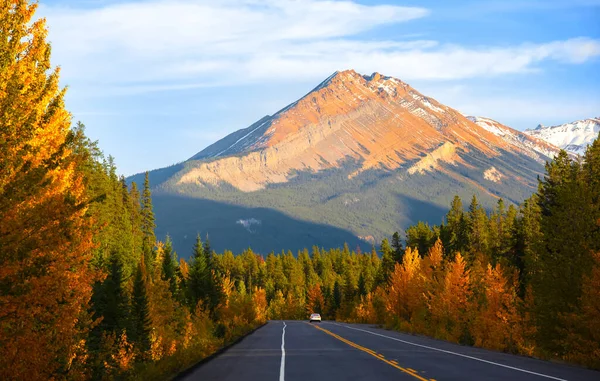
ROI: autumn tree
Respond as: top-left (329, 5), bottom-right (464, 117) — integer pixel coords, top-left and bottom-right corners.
top-left (0, 1), bottom-right (98, 379)
top-left (306, 284), bottom-right (325, 315)
top-left (385, 247), bottom-right (423, 330)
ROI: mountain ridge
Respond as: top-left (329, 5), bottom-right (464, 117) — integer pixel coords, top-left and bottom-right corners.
top-left (129, 70), bottom-right (574, 254)
top-left (174, 70), bottom-right (557, 192)
top-left (524, 117), bottom-right (600, 156)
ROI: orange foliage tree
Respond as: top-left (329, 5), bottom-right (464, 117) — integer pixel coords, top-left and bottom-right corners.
top-left (472, 264), bottom-right (523, 353)
top-left (385, 247), bottom-right (423, 330)
top-left (305, 284), bottom-right (325, 315)
top-left (428, 253), bottom-right (471, 343)
top-left (0, 1), bottom-right (98, 379)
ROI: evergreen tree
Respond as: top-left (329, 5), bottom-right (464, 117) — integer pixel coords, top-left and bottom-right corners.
top-left (140, 172), bottom-right (156, 268)
top-left (332, 280), bottom-right (343, 317)
top-left (188, 234), bottom-right (208, 309)
top-left (161, 235), bottom-right (178, 296)
top-left (467, 195), bottom-right (489, 258)
top-left (531, 149), bottom-right (598, 354)
top-left (357, 272), bottom-right (367, 297)
top-left (445, 195), bottom-right (466, 254)
top-left (406, 222), bottom-right (437, 256)
top-left (377, 239), bottom-right (396, 285)
top-left (203, 233), bottom-right (212, 263)
top-left (131, 257), bottom-right (152, 357)
top-left (391, 232), bottom-right (404, 263)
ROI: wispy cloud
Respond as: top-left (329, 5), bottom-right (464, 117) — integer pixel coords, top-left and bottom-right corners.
top-left (39, 0), bottom-right (600, 94)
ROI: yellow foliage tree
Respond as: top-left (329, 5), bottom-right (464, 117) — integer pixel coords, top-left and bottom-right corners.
top-left (0, 1), bottom-right (97, 379)
top-left (473, 264), bottom-right (523, 352)
top-left (252, 287), bottom-right (268, 324)
top-left (428, 253), bottom-right (471, 342)
top-left (385, 247), bottom-right (423, 330)
top-left (306, 284), bottom-right (325, 316)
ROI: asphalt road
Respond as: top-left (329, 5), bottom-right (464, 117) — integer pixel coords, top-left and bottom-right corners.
top-left (180, 321), bottom-right (600, 381)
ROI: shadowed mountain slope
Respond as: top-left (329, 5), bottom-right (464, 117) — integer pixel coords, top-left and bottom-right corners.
top-left (130, 70), bottom-right (563, 255)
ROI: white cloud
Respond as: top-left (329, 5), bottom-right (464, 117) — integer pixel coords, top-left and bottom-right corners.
top-left (236, 218), bottom-right (261, 232)
top-left (38, 0), bottom-right (600, 93)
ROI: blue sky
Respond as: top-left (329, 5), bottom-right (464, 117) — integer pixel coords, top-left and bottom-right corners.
top-left (38, 0), bottom-right (600, 176)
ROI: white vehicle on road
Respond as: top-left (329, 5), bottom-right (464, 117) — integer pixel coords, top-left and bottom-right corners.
top-left (309, 313), bottom-right (321, 323)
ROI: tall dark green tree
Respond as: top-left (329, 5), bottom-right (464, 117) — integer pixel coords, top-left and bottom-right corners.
top-left (140, 172), bottom-right (156, 269)
top-left (377, 239), bottom-right (396, 285)
top-left (530, 148), bottom-right (599, 354)
top-left (188, 234), bottom-right (208, 309)
top-left (131, 257), bottom-right (152, 357)
top-left (89, 253), bottom-right (130, 354)
top-left (467, 195), bottom-right (489, 258)
top-left (161, 234), bottom-right (178, 296)
top-left (391, 232), bottom-right (404, 264)
top-left (405, 222), bottom-right (437, 257)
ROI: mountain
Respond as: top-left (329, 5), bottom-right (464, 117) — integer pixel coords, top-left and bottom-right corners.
top-left (131, 70), bottom-right (561, 256)
top-left (523, 118), bottom-right (600, 156)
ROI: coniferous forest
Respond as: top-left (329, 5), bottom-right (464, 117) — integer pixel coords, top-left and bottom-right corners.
top-left (1, 2), bottom-right (599, 380)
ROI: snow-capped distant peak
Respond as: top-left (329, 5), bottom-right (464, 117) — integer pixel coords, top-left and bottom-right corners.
top-left (524, 118), bottom-right (600, 156)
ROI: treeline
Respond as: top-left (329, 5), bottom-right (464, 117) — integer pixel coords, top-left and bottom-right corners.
top-left (0, 3), bottom-right (265, 380)
top-left (219, 143), bottom-right (598, 369)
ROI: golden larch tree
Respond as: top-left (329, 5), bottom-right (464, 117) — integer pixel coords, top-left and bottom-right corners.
top-left (0, 1), bottom-right (97, 379)
top-left (385, 247), bottom-right (423, 330)
top-left (472, 264), bottom-right (523, 352)
top-left (428, 253), bottom-right (471, 342)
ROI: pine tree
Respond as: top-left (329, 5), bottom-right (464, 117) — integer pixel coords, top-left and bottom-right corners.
top-left (444, 195), bottom-right (465, 254)
top-left (391, 232), bottom-right (404, 263)
top-left (332, 280), bottom-right (343, 317)
top-left (131, 257), bottom-right (152, 357)
top-left (188, 234), bottom-right (208, 309)
top-left (531, 150), bottom-right (597, 354)
top-left (406, 221), bottom-right (437, 256)
top-left (378, 239), bottom-right (396, 285)
top-left (140, 172), bottom-right (156, 268)
top-left (161, 235), bottom-right (178, 296)
top-left (100, 254), bottom-right (130, 333)
top-left (467, 195), bottom-right (489, 258)
top-left (357, 272), bottom-right (367, 297)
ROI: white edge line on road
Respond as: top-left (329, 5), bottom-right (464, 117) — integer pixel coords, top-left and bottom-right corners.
top-left (333, 323), bottom-right (568, 381)
top-left (279, 321), bottom-right (287, 381)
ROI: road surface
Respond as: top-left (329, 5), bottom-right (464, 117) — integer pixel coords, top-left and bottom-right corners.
top-left (179, 320), bottom-right (600, 381)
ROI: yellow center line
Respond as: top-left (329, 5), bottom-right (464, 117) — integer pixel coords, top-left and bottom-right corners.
top-left (309, 324), bottom-right (429, 381)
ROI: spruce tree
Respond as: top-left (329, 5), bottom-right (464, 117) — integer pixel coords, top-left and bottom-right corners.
top-left (188, 234), bottom-right (208, 309)
top-left (140, 172), bottom-right (156, 270)
top-left (467, 195), bottom-right (489, 258)
top-left (377, 239), bottom-right (396, 285)
top-left (391, 232), bottom-right (404, 264)
top-left (332, 280), bottom-right (343, 316)
top-left (161, 234), bottom-right (178, 296)
top-left (531, 149), bottom-right (597, 354)
top-left (131, 257), bottom-right (152, 356)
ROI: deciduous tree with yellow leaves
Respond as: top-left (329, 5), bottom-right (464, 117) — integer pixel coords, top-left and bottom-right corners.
top-left (0, 1), bottom-right (98, 379)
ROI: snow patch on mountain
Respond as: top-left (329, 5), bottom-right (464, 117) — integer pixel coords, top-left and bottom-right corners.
top-left (467, 116), bottom-right (559, 161)
top-left (524, 118), bottom-right (600, 156)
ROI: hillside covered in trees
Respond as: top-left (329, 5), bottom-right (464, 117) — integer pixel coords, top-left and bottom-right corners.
top-left (1, 1), bottom-right (599, 380)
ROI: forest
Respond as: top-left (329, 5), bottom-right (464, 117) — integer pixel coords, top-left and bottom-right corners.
top-left (1, 1), bottom-right (599, 380)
